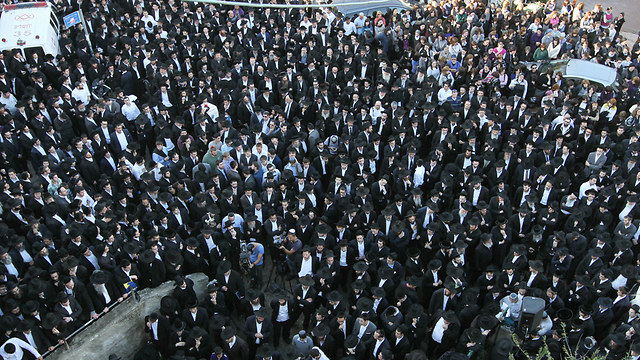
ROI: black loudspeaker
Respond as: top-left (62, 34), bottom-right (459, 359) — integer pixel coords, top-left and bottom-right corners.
top-left (518, 296), bottom-right (546, 335)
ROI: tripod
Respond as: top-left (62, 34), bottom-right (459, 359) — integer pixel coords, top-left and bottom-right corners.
top-left (264, 245), bottom-right (292, 294)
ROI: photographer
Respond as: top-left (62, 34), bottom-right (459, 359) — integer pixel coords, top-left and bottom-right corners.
top-left (248, 241), bottom-right (264, 289)
top-left (279, 229), bottom-right (302, 279)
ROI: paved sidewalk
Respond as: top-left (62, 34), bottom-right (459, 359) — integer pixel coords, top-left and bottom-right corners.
top-left (581, 0), bottom-right (639, 40)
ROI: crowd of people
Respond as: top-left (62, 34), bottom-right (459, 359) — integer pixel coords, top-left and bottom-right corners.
top-left (0, 0), bottom-right (640, 359)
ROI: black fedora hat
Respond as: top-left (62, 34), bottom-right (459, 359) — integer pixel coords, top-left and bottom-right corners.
top-left (353, 261), bottom-right (368, 272)
top-left (466, 328), bottom-right (484, 345)
top-left (494, 338), bottom-right (514, 356)
top-left (598, 297), bottom-right (614, 309)
top-left (312, 323), bottom-right (331, 337)
top-left (190, 326), bottom-right (206, 339)
top-left (356, 297), bottom-right (373, 312)
top-left (378, 266), bottom-right (394, 279)
top-left (406, 276), bottom-right (420, 287)
top-left (90, 270), bottom-right (109, 285)
top-left (427, 259), bottom-right (442, 270)
top-left (42, 312), bottom-right (62, 330)
top-left (123, 242), bottom-right (141, 254)
top-left (17, 318), bottom-right (34, 333)
top-left (570, 318), bottom-right (585, 329)
top-left (281, 345), bottom-right (300, 360)
top-left (381, 207), bottom-right (395, 216)
top-left (345, 334), bottom-right (360, 349)
top-left (477, 314), bottom-right (495, 330)
top-left (172, 319), bottom-right (186, 332)
top-left (0, 315), bottom-right (17, 332)
top-left (407, 304), bottom-right (424, 319)
top-left (622, 264), bottom-right (638, 279)
top-left (21, 300), bottom-right (39, 315)
top-left (24, 267), bottom-right (44, 281)
top-left (62, 256), bottom-right (80, 270)
top-left (300, 274), bottom-right (315, 286)
top-left (442, 310), bottom-right (457, 323)
top-left (351, 279), bottom-right (366, 291)
top-left (160, 296), bottom-right (178, 312)
top-left (139, 249), bottom-right (155, 263)
top-left (528, 260), bottom-right (544, 272)
top-left (165, 250), bottom-right (183, 265)
top-left (371, 287), bottom-right (386, 298)
top-left (326, 290), bottom-right (343, 302)
top-left (439, 212), bottom-right (453, 222)
top-left (255, 308), bottom-right (270, 319)
top-left (218, 261), bottom-right (232, 273)
top-left (256, 344), bottom-right (276, 358)
top-left (245, 289), bottom-right (261, 301)
top-left (209, 314), bottom-right (227, 330)
top-left (221, 326), bottom-right (236, 340)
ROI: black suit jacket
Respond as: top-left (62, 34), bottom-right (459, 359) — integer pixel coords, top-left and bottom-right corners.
top-left (16, 326), bottom-right (51, 353)
top-left (224, 335), bottom-right (249, 359)
top-left (243, 315), bottom-right (274, 344)
top-left (144, 315), bottom-right (172, 353)
top-left (182, 308), bottom-right (210, 329)
top-left (392, 335), bottom-right (411, 360)
top-left (428, 288), bottom-right (458, 316)
top-left (216, 269), bottom-right (245, 301)
top-left (87, 276), bottom-right (123, 313)
top-left (109, 129), bottom-right (134, 154)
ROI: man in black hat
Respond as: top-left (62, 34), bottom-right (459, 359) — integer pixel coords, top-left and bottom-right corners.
top-left (428, 282), bottom-right (458, 317)
top-left (182, 298), bottom-right (209, 330)
top-left (427, 310), bottom-right (460, 358)
top-left (575, 247), bottom-right (605, 278)
top-left (52, 291), bottom-right (84, 331)
top-left (168, 319), bottom-right (189, 356)
top-left (293, 275), bottom-right (318, 330)
top-left (243, 308), bottom-right (273, 360)
top-left (15, 318), bottom-right (52, 353)
top-left (88, 270), bottom-right (126, 315)
top-left (144, 312), bottom-right (172, 356)
top-left (222, 326), bottom-right (249, 360)
top-left (113, 259), bottom-right (141, 292)
top-left (269, 290), bottom-right (295, 348)
top-left (216, 261), bottom-right (245, 316)
top-left (184, 326), bottom-right (212, 359)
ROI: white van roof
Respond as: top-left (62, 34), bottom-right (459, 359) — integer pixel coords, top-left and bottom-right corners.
top-left (564, 59), bottom-right (618, 88)
top-left (0, 2), bottom-right (57, 55)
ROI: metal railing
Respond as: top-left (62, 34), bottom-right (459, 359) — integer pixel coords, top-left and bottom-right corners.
top-left (42, 293), bottom-right (135, 358)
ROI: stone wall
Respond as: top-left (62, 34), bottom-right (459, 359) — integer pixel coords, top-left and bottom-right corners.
top-left (45, 273), bottom-right (209, 360)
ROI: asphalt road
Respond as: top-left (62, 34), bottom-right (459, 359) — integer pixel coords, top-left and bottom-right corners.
top-left (579, 0), bottom-right (639, 40)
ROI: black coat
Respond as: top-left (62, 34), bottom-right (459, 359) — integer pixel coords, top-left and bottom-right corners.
top-left (224, 335), bottom-right (250, 360)
top-left (243, 315), bottom-right (274, 345)
top-left (216, 269), bottom-right (245, 302)
top-left (428, 288), bottom-right (458, 316)
top-left (87, 276), bottom-right (123, 313)
top-left (139, 258), bottom-right (167, 288)
top-left (182, 307), bottom-right (209, 330)
top-left (144, 315), bottom-right (172, 354)
top-left (16, 326), bottom-right (52, 353)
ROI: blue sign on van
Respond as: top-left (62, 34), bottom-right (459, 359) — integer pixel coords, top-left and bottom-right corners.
top-left (63, 11), bottom-right (81, 28)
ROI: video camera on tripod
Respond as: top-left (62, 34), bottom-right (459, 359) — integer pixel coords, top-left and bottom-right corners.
top-left (273, 232), bottom-right (286, 246)
top-left (239, 241), bottom-right (254, 271)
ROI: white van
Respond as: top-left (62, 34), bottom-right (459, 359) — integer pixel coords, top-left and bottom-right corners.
top-left (0, 2), bottom-right (59, 58)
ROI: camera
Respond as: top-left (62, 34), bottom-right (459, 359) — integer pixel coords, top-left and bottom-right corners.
top-left (273, 233), bottom-right (286, 246)
top-left (240, 241), bottom-right (252, 265)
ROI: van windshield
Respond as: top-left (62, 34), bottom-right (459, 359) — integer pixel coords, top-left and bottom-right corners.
top-left (537, 60), bottom-right (570, 74)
